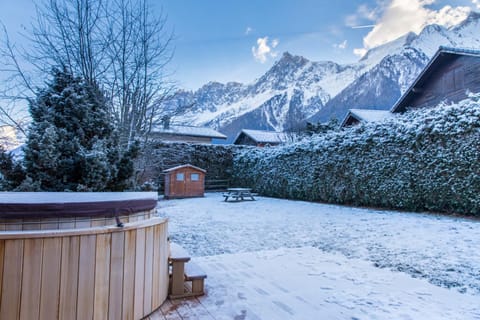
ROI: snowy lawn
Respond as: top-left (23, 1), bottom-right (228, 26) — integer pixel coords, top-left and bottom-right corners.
top-left (158, 193), bottom-right (480, 319)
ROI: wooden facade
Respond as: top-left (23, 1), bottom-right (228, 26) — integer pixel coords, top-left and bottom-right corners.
top-left (392, 47), bottom-right (480, 113)
top-left (164, 164), bottom-right (206, 199)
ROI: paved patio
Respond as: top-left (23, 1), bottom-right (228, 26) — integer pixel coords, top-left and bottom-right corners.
top-left (146, 247), bottom-right (479, 320)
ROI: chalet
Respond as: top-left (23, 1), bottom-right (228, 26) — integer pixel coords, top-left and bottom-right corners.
top-left (340, 109), bottom-right (393, 128)
top-left (233, 129), bottom-right (287, 147)
top-left (391, 46), bottom-right (480, 113)
top-left (151, 125), bottom-right (227, 144)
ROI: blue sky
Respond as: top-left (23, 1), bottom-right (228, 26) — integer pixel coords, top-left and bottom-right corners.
top-left (1, 0), bottom-right (479, 90)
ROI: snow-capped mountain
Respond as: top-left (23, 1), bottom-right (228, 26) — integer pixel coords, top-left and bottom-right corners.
top-left (167, 11), bottom-right (480, 140)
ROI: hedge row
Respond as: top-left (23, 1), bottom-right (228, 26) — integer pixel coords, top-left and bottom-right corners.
top-left (233, 94), bottom-right (480, 216)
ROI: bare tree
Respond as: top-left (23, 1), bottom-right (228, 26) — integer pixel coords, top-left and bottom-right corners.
top-left (104, 0), bottom-right (174, 146)
top-left (0, 0), bottom-right (174, 147)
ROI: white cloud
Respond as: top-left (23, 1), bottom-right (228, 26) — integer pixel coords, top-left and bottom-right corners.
top-left (334, 40), bottom-right (348, 50)
top-left (473, 0), bottom-right (480, 9)
top-left (252, 37), bottom-right (279, 63)
top-left (353, 0), bottom-right (471, 55)
top-left (245, 27), bottom-right (253, 35)
top-left (345, 3), bottom-right (380, 27)
top-left (353, 48), bottom-right (368, 58)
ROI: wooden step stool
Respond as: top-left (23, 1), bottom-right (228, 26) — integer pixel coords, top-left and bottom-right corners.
top-left (169, 242), bottom-right (207, 299)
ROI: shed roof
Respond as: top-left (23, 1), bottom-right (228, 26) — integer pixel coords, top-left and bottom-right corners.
top-left (234, 129), bottom-right (287, 144)
top-left (391, 46), bottom-right (480, 113)
top-left (163, 164), bottom-right (206, 173)
top-left (340, 109), bottom-right (393, 128)
top-left (152, 125), bottom-right (227, 139)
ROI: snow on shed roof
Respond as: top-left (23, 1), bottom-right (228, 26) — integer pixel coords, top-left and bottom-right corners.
top-left (152, 125), bottom-right (227, 139)
top-left (391, 46), bottom-right (480, 113)
top-left (235, 129), bottom-right (287, 144)
top-left (163, 164), bottom-right (206, 173)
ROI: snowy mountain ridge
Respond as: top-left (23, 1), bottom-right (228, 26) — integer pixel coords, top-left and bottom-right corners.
top-left (166, 12), bottom-right (480, 140)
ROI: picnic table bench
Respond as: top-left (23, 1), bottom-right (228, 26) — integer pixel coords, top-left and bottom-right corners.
top-left (223, 188), bottom-right (256, 202)
top-left (169, 242), bottom-right (207, 299)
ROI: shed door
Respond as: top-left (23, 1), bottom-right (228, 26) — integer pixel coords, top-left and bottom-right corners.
top-left (185, 172), bottom-right (203, 196)
top-left (171, 171), bottom-right (186, 196)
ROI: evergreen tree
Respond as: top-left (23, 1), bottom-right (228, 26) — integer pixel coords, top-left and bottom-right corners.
top-left (0, 147), bottom-right (25, 190)
top-left (23, 68), bottom-right (136, 191)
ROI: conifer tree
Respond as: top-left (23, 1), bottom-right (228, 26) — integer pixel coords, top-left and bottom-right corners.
top-left (23, 68), bottom-right (136, 191)
top-left (0, 147), bottom-right (25, 190)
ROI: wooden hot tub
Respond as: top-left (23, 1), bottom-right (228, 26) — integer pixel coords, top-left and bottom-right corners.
top-left (0, 192), bottom-right (169, 320)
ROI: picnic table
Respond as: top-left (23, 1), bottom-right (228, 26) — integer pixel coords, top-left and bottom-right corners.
top-left (223, 188), bottom-right (256, 202)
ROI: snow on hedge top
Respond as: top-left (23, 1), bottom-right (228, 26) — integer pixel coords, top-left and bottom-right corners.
top-left (0, 192), bottom-right (158, 204)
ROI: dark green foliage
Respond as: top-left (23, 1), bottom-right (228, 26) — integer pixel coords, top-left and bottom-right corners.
top-left (233, 95), bottom-right (480, 216)
top-left (23, 68), bottom-right (137, 191)
top-left (0, 147), bottom-right (26, 190)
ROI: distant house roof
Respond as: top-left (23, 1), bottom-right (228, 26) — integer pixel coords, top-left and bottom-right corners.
top-left (340, 109), bottom-right (393, 128)
top-left (163, 164), bottom-right (206, 173)
top-left (233, 129), bottom-right (287, 145)
top-left (152, 125), bottom-right (227, 139)
top-left (391, 46), bottom-right (480, 113)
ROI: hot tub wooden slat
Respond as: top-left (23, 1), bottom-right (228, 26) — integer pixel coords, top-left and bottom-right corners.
top-left (152, 223), bottom-right (162, 308)
top-left (40, 237), bottom-right (62, 320)
top-left (20, 239), bottom-right (42, 320)
top-left (134, 228), bottom-right (146, 319)
top-left (109, 230), bottom-right (125, 320)
top-left (59, 236), bottom-right (80, 319)
top-left (0, 241), bottom-right (3, 311)
top-left (123, 230), bottom-right (136, 320)
top-left (77, 235), bottom-right (96, 320)
top-left (0, 239), bottom-right (23, 320)
top-left (143, 226), bottom-right (154, 312)
top-left (94, 233), bottom-right (111, 320)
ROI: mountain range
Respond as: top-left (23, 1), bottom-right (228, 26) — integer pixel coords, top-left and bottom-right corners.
top-left (166, 11), bottom-right (480, 142)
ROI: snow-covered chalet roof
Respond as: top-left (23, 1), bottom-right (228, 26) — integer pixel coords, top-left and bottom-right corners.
top-left (391, 46), bottom-right (480, 113)
top-left (234, 129), bottom-right (287, 144)
top-left (340, 109), bottom-right (393, 128)
top-left (152, 125), bottom-right (227, 139)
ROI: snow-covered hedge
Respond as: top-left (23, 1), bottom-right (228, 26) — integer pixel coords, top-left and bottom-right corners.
top-left (233, 94), bottom-right (480, 216)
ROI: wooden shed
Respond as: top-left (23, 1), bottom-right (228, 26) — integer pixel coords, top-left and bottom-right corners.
top-left (163, 164), bottom-right (206, 199)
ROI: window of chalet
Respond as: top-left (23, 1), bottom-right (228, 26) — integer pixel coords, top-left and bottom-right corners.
top-left (176, 173), bottom-right (184, 181)
top-left (191, 173), bottom-right (200, 181)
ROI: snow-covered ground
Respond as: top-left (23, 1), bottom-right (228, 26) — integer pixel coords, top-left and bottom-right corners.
top-left (158, 193), bottom-right (480, 319)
